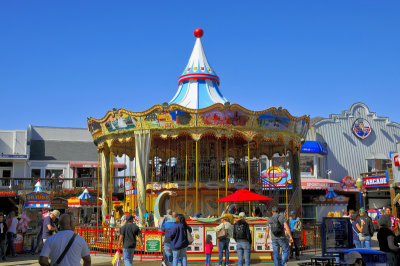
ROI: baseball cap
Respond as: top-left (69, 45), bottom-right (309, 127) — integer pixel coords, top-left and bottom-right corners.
top-left (359, 208), bottom-right (366, 213)
top-left (344, 251), bottom-right (362, 264)
top-left (238, 212), bottom-right (246, 218)
top-left (51, 210), bottom-right (60, 219)
top-left (290, 211), bottom-right (296, 216)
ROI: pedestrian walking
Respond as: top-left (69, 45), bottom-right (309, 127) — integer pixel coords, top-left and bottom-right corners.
top-left (166, 214), bottom-right (192, 266)
top-left (205, 234), bottom-right (213, 266)
top-left (233, 212), bottom-right (252, 266)
top-left (264, 207), bottom-right (293, 266)
top-left (351, 213), bottom-right (362, 248)
top-left (288, 211), bottom-right (301, 260)
top-left (357, 208), bottom-right (374, 249)
top-left (42, 210), bottom-right (60, 244)
top-left (160, 212), bottom-right (177, 266)
top-left (6, 211), bottom-right (18, 257)
top-left (216, 214), bottom-right (233, 266)
top-left (31, 214), bottom-right (44, 254)
top-left (118, 214), bottom-right (142, 266)
top-left (0, 213), bottom-right (8, 261)
top-left (39, 213), bottom-right (91, 266)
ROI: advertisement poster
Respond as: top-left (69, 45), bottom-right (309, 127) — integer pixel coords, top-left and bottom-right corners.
top-left (253, 225), bottom-right (269, 251)
top-left (205, 230), bottom-right (217, 246)
top-left (144, 233), bottom-right (162, 252)
top-left (188, 225), bottom-right (204, 252)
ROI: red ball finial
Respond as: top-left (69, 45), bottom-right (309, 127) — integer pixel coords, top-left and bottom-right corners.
top-left (194, 28), bottom-right (204, 38)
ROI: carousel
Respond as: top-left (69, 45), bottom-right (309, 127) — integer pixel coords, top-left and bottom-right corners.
top-left (87, 28), bottom-right (310, 227)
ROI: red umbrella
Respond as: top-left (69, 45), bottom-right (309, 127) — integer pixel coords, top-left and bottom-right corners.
top-left (214, 189), bottom-right (273, 202)
top-left (367, 209), bottom-right (379, 213)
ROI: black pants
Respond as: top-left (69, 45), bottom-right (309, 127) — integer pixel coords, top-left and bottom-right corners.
top-left (290, 237), bottom-right (300, 258)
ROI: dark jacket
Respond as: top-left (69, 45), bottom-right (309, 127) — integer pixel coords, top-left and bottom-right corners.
top-left (0, 221), bottom-right (8, 241)
top-left (358, 215), bottom-right (374, 237)
top-left (233, 219), bottom-right (252, 244)
top-left (378, 228), bottom-right (400, 253)
top-left (166, 223), bottom-right (192, 250)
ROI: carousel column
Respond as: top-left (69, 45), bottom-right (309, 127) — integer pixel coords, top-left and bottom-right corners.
top-left (134, 130), bottom-right (151, 227)
top-left (289, 150), bottom-right (302, 214)
top-left (195, 139), bottom-right (199, 214)
top-left (100, 149), bottom-right (110, 222)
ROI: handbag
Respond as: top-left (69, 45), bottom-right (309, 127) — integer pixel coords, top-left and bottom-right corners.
top-left (112, 249), bottom-right (122, 266)
top-left (53, 233), bottom-right (76, 266)
top-left (217, 224), bottom-right (229, 240)
top-left (187, 229), bottom-right (194, 245)
top-left (352, 225), bottom-right (365, 241)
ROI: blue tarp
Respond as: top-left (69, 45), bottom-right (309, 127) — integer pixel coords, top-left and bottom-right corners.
top-left (301, 141), bottom-right (328, 155)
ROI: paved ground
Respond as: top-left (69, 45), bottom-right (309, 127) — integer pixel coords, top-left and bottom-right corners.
top-left (1, 236), bottom-right (379, 265)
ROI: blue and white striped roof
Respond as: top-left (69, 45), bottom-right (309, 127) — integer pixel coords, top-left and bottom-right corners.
top-left (77, 188), bottom-right (92, 200)
top-left (24, 203), bottom-right (51, 208)
top-left (169, 28), bottom-right (228, 109)
top-left (34, 180), bottom-right (43, 193)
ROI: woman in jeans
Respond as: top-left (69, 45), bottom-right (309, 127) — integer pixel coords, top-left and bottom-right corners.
top-left (216, 215), bottom-right (233, 266)
top-left (166, 214), bottom-right (192, 266)
top-left (351, 213), bottom-right (362, 248)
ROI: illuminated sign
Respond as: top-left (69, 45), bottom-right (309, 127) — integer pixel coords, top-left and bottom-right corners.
top-left (363, 173), bottom-right (389, 188)
top-left (262, 166), bottom-right (292, 189)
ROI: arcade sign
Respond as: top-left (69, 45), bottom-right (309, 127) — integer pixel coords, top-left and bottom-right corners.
top-left (352, 118), bottom-right (372, 140)
top-left (363, 172), bottom-right (389, 188)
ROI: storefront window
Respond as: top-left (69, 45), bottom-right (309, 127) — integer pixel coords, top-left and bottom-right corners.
top-left (367, 159), bottom-right (390, 172)
top-left (300, 155), bottom-right (315, 177)
top-left (31, 169), bottom-right (41, 178)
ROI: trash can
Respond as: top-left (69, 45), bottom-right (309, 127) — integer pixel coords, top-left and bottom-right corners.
top-left (14, 233), bottom-right (24, 253)
top-left (339, 249), bottom-right (388, 266)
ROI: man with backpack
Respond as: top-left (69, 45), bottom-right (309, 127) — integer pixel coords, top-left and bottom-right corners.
top-left (358, 208), bottom-right (375, 249)
top-left (233, 212), bottom-right (252, 266)
top-left (160, 212), bottom-right (177, 266)
top-left (264, 207), bottom-right (293, 266)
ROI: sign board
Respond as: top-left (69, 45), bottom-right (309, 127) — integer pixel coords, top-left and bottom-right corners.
top-left (262, 166), bottom-right (292, 190)
top-left (187, 225), bottom-right (204, 253)
top-left (253, 225), bottom-right (269, 251)
top-left (352, 118), bottom-right (372, 140)
top-left (144, 233), bottom-right (162, 252)
top-left (392, 152), bottom-right (400, 183)
top-left (321, 217), bottom-right (353, 255)
top-left (26, 192), bottom-right (50, 202)
top-left (363, 172), bottom-right (389, 188)
top-left (0, 154), bottom-right (27, 159)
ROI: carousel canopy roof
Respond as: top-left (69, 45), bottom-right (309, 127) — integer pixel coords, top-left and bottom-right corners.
top-left (169, 28), bottom-right (227, 109)
top-left (34, 179), bottom-right (43, 193)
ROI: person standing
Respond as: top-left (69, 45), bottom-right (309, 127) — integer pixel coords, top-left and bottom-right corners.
top-left (6, 211), bottom-right (18, 257)
top-left (118, 214), bottom-right (142, 266)
top-left (385, 207), bottom-right (399, 235)
top-left (31, 214), bottom-right (44, 254)
top-left (264, 207), bottom-right (293, 266)
top-left (377, 215), bottom-right (400, 265)
top-left (42, 210), bottom-right (60, 244)
top-left (39, 213), bottom-right (91, 266)
top-left (288, 211), bottom-right (302, 260)
top-left (204, 234), bottom-right (213, 266)
top-left (216, 214), bottom-right (233, 266)
top-left (0, 214), bottom-right (8, 261)
top-left (233, 212), bottom-right (252, 266)
top-left (160, 212), bottom-right (177, 266)
top-left (166, 214), bottom-right (192, 266)
top-left (351, 213), bottom-right (361, 248)
top-left (357, 208), bottom-right (374, 249)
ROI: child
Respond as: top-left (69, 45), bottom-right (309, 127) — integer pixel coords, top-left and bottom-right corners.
top-left (205, 234), bottom-right (213, 266)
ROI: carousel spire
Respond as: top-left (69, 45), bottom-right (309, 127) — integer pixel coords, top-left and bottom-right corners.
top-left (169, 28), bottom-right (228, 109)
top-left (34, 179), bottom-right (43, 193)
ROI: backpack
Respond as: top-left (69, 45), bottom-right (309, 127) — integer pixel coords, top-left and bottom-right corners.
top-left (270, 215), bottom-right (284, 237)
top-left (234, 221), bottom-right (248, 240)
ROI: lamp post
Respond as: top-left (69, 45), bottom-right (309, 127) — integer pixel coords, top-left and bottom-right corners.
top-left (356, 177), bottom-right (363, 208)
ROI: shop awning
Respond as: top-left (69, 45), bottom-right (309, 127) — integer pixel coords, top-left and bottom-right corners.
top-left (301, 178), bottom-right (342, 191)
top-left (69, 161), bottom-right (126, 169)
top-left (24, 203), bottom-right (51, 208)
top-left (300, 141), bottom-right (328, 155)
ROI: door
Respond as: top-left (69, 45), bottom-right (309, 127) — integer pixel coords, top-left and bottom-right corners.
top-left (0, 167), bottom-right (12, 187)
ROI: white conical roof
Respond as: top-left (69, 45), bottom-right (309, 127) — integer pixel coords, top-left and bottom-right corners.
top-left (169, 28), bottom-right (227, 109)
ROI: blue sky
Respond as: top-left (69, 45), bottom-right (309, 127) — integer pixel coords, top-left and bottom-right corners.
top-left (1, 1), bottom-right (399, 130)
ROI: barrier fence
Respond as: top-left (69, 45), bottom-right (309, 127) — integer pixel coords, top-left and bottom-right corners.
top-left (74, 226), bottom-right (164, 261)
top-left (74, 225), bottom-right (321, 260)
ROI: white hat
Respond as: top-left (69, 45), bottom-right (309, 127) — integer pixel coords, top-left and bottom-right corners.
top-left (238, 212), bottom-right (246, 218)
top-left (344, 251), bottom-right (362, 264)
